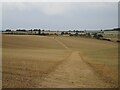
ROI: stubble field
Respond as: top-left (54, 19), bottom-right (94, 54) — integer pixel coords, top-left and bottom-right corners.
top-left (2, 35), bottom-right (118, 88)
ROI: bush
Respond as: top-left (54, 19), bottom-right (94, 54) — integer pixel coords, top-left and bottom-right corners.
top-left (116, 40), bottom-right (120, 42)
top-left (102, 38), bottom-right (111, 41)
top-left (69, 34), bottom-right (74, 36)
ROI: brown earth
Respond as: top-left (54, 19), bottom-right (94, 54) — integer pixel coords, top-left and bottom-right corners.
top-left (2, 35), bottom-right (118, 88)
top-left (39, 51), bottom-right (109, 88)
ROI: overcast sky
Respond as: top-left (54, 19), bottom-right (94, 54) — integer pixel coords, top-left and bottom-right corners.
top-left (2, 2), bottom-right (118, 31)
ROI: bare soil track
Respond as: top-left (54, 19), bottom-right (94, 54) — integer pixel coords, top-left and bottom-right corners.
top-left (39, 38), bottom-right (109, 88)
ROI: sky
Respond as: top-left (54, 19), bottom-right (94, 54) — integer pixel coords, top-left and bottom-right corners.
top-left (1, 2), bottom-right (118, 31)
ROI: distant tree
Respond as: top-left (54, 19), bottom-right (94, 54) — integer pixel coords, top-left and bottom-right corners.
top-left (16, 29), bottom-right (26, 32)
top-left (69, 30), bottom-right (71, 32)
top-left (65, 32), bottom-right (68, 34)
top-left (29, 29), bottom-right (32, 31)
top-left (38, 29), bottom-right (41, 35)
top-left (86, 33), bottom-right (91, 37)
top-left (75, 32), bottom-right (78, 36)
top-left (73, 30), bottom-right (76, 32)
top-left (113, 28), bottom-right (120, 31)
top-left (82, 31), bottom-right (84, 33)
top-left (6, 29), bottom-right (11, 32)
top-left (76, 30), bottom-right (79, 33)
top-left (84, 30), bottom-right (87, 33)
top-left (34, 29), bottom-right (40, 31)
top-left (93, 33), bottom-right (98, 38)
top-left (93, 33), bottom-right (103, 39)
top-left (69, 33), bottom-right (73, 36)
top-left (61, 31), bottom-right (64, 35)
top-left (98, 34), bottom-right (103, 38)
top-left (100, 29), bottom-right (104, 33)
top-left (42, 30), bottom-right (45, 33)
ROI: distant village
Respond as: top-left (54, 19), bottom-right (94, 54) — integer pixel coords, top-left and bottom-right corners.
top-left (2, 28), bottom-right (120, 42)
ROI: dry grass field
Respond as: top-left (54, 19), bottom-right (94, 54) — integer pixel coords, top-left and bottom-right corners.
top-left (2, 35), bottom-right (118, 88)
top-left (57, 36), bottom-right (118, 87)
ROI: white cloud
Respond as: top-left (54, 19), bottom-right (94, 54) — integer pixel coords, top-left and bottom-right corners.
top-left (4, 2), bottom-right (117, 16)
top-left (3, 2), bottom-right (72, 15)
top-left (38, 3), bottom-right (72, 15)
top-left (3, 2), bottom-right (30, 11)
top-left (2, 2), bottom-right (118, 30)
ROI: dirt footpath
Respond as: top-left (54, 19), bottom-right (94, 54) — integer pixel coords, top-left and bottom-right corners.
top-left (38, 38), bottom-right (109, 88)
